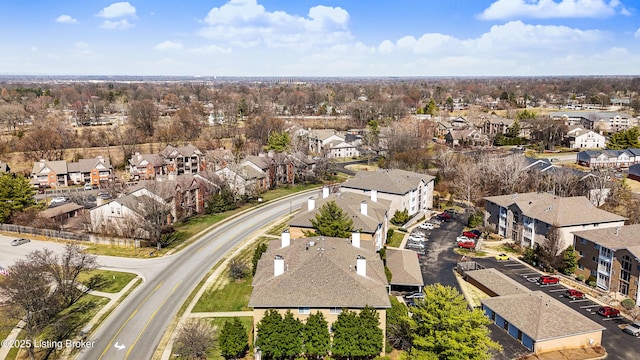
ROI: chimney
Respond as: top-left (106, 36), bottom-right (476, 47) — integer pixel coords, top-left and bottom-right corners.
top-left (281, 229), bottom-right (290, 248)
top-left (322, 186), bottom-right (329, 199)
top-left (370, 189), bottom-right (378, 202)
top-left (360, 200), bottom-right (368, 216)
top-left (356, 255), bottom-right (366, 277)
top-left (39, 159), bottom-right (45, 169)
top-left (351, 231), bottom-right (361, 248)
top-left (168, 172), bottom-right (176, 181)
top-left (274, 255), bottom-right (285, 277)
top-left (308, 196), bottom-right (315, 211)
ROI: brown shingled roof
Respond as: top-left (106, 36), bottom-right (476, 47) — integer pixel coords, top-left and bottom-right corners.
top-left (481, 291), bottom-right (604, 341)
top-left (249, 236), bottom-right (390, 309)
top-left (385, 249), bottom-right (424, 287)
top-left (573, 224), bottom-right (640, 258)
top-left (341, 169), bottom-right (434, 195)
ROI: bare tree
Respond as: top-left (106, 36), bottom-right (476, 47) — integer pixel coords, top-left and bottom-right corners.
top-left (540, 224), bottom-right (563, 270)
top-left (128, 99), bottom-right (159, 138)
top-left (27, 244), bottom-right (98, 307)
top-left (173, 319), bottom-right (215, 360)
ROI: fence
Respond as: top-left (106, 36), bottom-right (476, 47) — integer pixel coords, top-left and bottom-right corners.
top-left (0, 223), bottom-right (142, 246)
top-left (456, 260), bottom-right (485, 276)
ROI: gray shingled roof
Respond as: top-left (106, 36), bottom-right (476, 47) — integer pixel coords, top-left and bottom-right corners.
top-left (573, 224), bottom-right (640, 259)
top-left (484, 192), bottom-right (626, 227)
top-left (39, 202), bottom-right (84, 218)
top-left (385, 249), bottom-right (424, 287)
top-left (482, 291), bottom-right (605, 342)
top-left (465, 268), bottom-right (529, 297)
top-left (32, 160), bottom-right (68, 175)
top-left (289, 192), bottom-right (390, 234)
top-left (68, 157), bottom-right (111, 173)
top-left (341, 169), bottom-right (434, 195)
top-left (249, 236), bottom-right (390, 308)
top-left (129, 153), bottom-right (164, 167)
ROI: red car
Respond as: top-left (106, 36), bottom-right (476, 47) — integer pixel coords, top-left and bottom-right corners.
top-left (537, 275), bottom-right (560, 285)
top-left (596, 306), bottom-right (620, 318)
top-left (438, 212), bottom-right (452, 219)
top-left (565, 289), bottom-right (585, 300)
top-left (457, 241), bottom-right (475, 249)
top-left (462, 231), bottom-right (479, 239)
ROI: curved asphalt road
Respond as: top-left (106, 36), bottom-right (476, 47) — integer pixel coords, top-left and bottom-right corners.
top-left (76, 190), bottom-right (318, 360)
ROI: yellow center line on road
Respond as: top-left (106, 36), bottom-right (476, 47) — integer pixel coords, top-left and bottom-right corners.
top-left (97, 282), bottom-right (163, 360)
top-left (124, 280), bottom-right (183, 359)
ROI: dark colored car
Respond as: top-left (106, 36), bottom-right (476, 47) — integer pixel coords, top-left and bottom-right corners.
top-left (468, 229), bottom-right (482, 237)
top-left (462, 231), bottom-right (479, 239)
top-left (596, 306), bottom-right (620, 318)
top-left (565, 289), bottom-right (585, 300)
top-left (537, 275), bottom-right (560, 285)
top-left (457, 241), bottom-right (475, 249)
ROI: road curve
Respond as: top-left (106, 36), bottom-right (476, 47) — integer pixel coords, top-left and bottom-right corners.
top-left (76, 190), bottom-right (318, 360)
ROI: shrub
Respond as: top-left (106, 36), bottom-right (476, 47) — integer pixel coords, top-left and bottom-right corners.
top-left (467, 211), bottom-right (484, 228)
top-left (588, 281), bottom-right (597, 288)
top-left (384, 266), bottom-right (392, 282)
top-left (386, 229), bottom-right (394, 243)
top-left (229, 259), bottom-right (249, 280)
top-left (577, 274), bottom-right (585, 282)
top-left (587, 275), bottom-right (597, 284)
top-left (391, 209), bottom-right (409, 225)
top-left (621, 299), bottom-right (636, 310)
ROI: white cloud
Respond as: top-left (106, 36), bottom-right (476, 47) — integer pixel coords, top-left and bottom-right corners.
top-left (101, 19), bottom-right (134, 30)
top-left (188, 45), bottom-right (232, 54)
top-left (155, 41), bottom-right (183, 50)
top-left (198, 0), bottom-right (352, 49)
top-left (74, 42), bottom-right (89, 49)
top-left (98, 2), bottom-right (137, 18)
top-left (479, 0), bottom-right (624, 20)
top-left (56, 15), bottom-right (77, 24)
top-left (635, 28), bottom-right (640, 39)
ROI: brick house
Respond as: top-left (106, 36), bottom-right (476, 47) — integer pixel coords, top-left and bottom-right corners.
top-left (573, 224), bottom-right (640, 305)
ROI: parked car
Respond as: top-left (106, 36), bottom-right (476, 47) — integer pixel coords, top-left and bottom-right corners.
top-left (418, 222), bottom-right (434, 230)
top-left (537, 276), bottom-right (560, 285)
top-left (404, 292), bottom-right (425, 300)
top-left (437, 212), bottom-right (452, 219)
top-left (444, 209), bottom-right (458, 215)
top-left (97, 191), bottom-right (111, 200)
top-left (596, 306), bottom-right (621, 318)
top-left (462, 231), bottom-right (479, 239)
top-left (565, 289), bottom-right (585, 300)
top-left (622, 322), bottom-right (640, 337)
top-left (494, 253), bottom-right (509, 261)
top-left (457, 241), bottom-right (475, 249)
top-left (456, 236), bottom-right (474, 243)
top-left (11, 238), bottom-right (30, 246)
top-left (84, 183), bottom-right (93, 190)
top-left (406, 242), bottom-right (425, 250)
top-left (50, 196), bottom-right (69, 204)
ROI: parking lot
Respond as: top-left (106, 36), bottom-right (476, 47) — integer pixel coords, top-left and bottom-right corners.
top-left (474, 257), bottom-right (640, 359)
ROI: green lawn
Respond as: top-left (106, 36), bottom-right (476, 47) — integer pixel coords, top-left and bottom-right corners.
top-left (265, 219), bottom-right (291, 236)
top-left (387, 232), bottom-right (406, 248)
top-left (77, 269), bottom-right (138, 293)
top-left (193, 237), bottom-right (274, 313)
top-left (258, 183), bottom-right (321, 202)
top-left (0, 305), bottom-right (19, 348)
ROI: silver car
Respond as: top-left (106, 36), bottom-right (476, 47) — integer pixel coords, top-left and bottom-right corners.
top-left (623, 322), bottom-right (640, 337)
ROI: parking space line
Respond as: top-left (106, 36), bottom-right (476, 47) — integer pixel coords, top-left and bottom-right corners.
top-left (520, 273), bottom-right (539, 276)
top-left (570, 299), bottom-right (590, 303)
top-left (602, 317), bottom-right (622, 321)
top-left (526, 278), bottom-right (538, 282)
top-left (548, 288), bottom-right (566, 292)
top-left (504, 264), bottom-right (524, 267)
top-left (580, 304), bottom-right (600, 309)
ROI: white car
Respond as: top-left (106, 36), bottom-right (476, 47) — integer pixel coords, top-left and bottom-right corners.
top-left (418, 223), bottom-right (434, 230)
top-left (50, 196), bottom-right (68, 204)
top-left (456, 236), bottom-right (474, 243)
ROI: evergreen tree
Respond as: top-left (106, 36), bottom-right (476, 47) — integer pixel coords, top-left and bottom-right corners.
top-left (303, 311), bottom-right (330, 359)
top-left (267, 131), bottom-right (291, 152)
top-left (331, 309), bottom-right (360, 358)
top-left (607, 126), bottom-right (640, 149)
top-left (407, 284), bottom-right (501, 360)
top-left (357, 306), bottom-right (384, 357)
top-left (0, 174), bottom-right (36, 222)
top-left (309, 201), bottom-right (354, 238)
top-left (387, 297), bottom-right (412, 351)
top-left (219, 318), bottom-right (248, 359)
top-left (252, 243), bottom-right (268, 276)
top-left (560, 245), bottom-right (578, 275)
top-left (332, 307), bottom-right (383, 359)
top-left (255, 309), bottom-right (284, 359)
top-left (281, 310), bottom-right (304, 358)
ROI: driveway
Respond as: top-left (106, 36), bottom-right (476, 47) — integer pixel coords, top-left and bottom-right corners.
top-left (406, 214), bottom-right (534, 360)
top-left (474, 257), bottom-right (640, 360)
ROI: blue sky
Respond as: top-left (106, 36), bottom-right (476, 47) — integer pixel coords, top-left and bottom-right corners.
top-left (0, 0), bottom-right (638, 76)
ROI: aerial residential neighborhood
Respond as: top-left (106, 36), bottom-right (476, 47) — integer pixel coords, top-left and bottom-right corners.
top-left (0, 74), bottom-right (639, 360)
